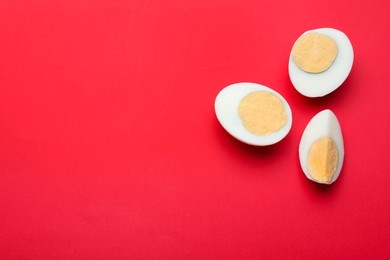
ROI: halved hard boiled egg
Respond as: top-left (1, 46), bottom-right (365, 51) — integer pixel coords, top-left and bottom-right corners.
top-left (299, 109), bottom-right (344, 184)
top-left (289, 28), bottom-right (354, 97)
top-left (215, 82), bottom-right (292, 146)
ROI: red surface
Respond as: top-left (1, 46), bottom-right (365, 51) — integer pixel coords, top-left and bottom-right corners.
top-left (1, 0), bottom-right (390, 259)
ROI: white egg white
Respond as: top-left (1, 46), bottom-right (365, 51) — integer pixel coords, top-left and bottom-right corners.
top-left (214, 82), bottom-right (292, 146)
top-left (289, 28), bottom-right (354, 97)
top-left (299, 109), bottom-right (344, 184)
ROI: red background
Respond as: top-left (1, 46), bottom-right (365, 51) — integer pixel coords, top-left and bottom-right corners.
top-left (1, 0), bottom-right (390, 259)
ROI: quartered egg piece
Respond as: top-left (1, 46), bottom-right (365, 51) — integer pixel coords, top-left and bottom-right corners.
top-left (299, 109), bottom-right (344, 184)
top-left (289, 28), bottom-right (354, 97)
top-left (215, 82), bottom-right (292, 146)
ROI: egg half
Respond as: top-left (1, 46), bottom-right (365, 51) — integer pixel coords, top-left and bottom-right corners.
top-left (299, 109), bottom-right (344, 184)
top-left (289, 28), bottom-right (354, 97)
top-left (215, 82), bottom-right (292, 146)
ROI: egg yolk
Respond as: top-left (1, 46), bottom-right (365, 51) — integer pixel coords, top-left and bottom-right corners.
top-left (238, 91), bottom-right (287, 136)
top-left (307, 136), bottom-right (339, 183)
top-left (292, 32), bottom-right (338, 73)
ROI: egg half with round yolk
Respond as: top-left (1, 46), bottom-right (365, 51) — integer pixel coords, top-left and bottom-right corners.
top-left (289, 28), bottom-right (354, 97)
top-left (215, 82), bottom-right (292, 146)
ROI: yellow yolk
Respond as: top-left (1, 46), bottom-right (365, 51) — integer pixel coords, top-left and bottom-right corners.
top-left (307, 136), bottom-right (339, 183)
top-left (292, 32), bottom-right (338, 73)
top-left (238, 91), bottom-right (287, 136)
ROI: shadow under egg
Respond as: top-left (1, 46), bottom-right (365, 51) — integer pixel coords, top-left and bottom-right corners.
top-left (297, 158), bottom-right (345, 196)
top-left (213, 118), bottom-right (288, 159)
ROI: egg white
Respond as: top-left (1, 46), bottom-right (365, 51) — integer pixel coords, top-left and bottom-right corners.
top-left (215, 82), bottom-right (292, 146)
top-left (299, 109), bottom-right (344, 184)
top-left (289, 28), bottom-right (354, 97)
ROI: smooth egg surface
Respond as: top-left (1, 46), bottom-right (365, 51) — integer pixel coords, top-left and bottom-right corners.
top-left (299, 109), bottom-right (344, 184)
top-left (289, 28), bottom-right (354, 97)
top-left (215, 82), bottom-right (292, 146)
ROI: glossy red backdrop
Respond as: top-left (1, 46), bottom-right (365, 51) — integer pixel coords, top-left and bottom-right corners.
top-left (1, 0), bottom-right (390, 259)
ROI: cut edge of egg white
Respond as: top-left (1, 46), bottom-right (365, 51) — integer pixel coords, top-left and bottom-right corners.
top-left (299, 109), bottom-right (344, 184)
top-left (215, 82), bottom-right (292, 146)
top-left (289, 28), bottom-right (354, 97)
